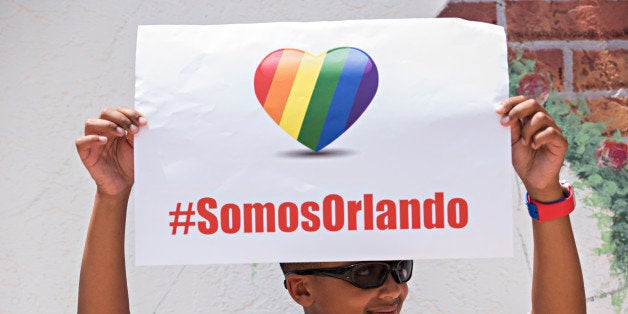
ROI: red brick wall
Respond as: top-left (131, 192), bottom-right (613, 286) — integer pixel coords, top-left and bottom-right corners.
top-left (439, 0), bottom-right (628, 135)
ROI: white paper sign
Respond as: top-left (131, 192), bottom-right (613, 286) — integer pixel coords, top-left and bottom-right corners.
top-left (134, 19), bottom-right (512, 265)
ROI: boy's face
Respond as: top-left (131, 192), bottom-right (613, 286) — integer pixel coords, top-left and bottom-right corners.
top-left (288, 261), bottom-right (408, 314)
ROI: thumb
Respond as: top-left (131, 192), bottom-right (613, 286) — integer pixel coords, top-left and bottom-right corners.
top-left (127, 115), bottom-right (147, 148)
top-left (508, 117), bottom-right (523, 145)
top-left (127, 132), bottom-right (135, 148)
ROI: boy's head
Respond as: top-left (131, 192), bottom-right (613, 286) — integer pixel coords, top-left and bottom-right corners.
top-left (280, 260), bottom-right (412, 314)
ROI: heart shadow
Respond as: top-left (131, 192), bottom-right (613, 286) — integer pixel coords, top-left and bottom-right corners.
top-left (276, 148), bottom-right (357, 159)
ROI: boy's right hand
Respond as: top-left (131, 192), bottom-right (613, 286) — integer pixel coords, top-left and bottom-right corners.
top-left (75, 107), bottom-right (147, 197)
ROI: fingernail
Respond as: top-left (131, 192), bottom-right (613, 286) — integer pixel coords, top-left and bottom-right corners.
top-left (531, 142), bottom-right (537, 149)
top-left (129, 124), bottom-right (139, 133)
top-left (495, 103), bottom-right (505, 113)
top-left (98, 136), bottom-right (107, 142)
top-left (500, 115), bottom-right (510, 124)
top-left (116, 126), bottom-right (125, 135)
top-left (138, 117), bottom-right (147, 125)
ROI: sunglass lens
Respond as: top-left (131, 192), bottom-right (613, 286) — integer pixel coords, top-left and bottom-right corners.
top-left (395, 260), bottom-right (413, 282)
top-left (352, 263), bottom-right (389, 288)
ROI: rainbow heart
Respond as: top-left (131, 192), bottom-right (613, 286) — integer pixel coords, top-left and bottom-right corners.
top-left (254, 47), bottom-right (378, 151)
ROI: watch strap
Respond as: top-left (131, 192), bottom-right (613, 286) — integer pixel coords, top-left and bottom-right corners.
top-left (526, 185), bottom-right (575, 222)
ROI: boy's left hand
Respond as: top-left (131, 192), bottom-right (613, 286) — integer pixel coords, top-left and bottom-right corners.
top-left (496, 96), bottom-right (568, 202)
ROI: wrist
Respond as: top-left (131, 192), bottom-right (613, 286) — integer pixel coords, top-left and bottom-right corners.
top-left (95, 188), bottom-right (131, 208)
top-left (96, 186), bottom-right (132, 199)
top-left (525, 180), bottom-right (564, 203)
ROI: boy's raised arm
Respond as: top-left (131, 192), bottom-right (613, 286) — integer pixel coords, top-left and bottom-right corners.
top-left (498, 96), bottom-right (586, 313)
top-left (76, 107), bottom-right (146, 313)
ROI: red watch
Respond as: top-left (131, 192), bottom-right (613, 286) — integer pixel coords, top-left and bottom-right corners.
top-left (526, 184), bottom-right (575, 222)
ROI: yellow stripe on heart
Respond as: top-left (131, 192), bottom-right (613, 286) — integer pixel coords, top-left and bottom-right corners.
top-left (279, 52), bottom-right (327, 139)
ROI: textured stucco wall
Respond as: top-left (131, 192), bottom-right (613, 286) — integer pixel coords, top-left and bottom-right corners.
top-left (0, 0), bottom-right (621, 313)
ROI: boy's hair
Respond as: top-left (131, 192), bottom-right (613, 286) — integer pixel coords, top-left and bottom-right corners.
top-left (279, 262), bottom-right (327, 275)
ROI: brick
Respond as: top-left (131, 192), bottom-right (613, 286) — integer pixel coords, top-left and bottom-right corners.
top-left (438, 2), bottom-right (497, 24)
top-left (506, 0), bottom-right (628, 41)
top-left (573, 50), bottom-right (627, 91)
top-left (586, 97), bottom-right (628, 136)
top-left (508, 49), bottom-right (565, 91)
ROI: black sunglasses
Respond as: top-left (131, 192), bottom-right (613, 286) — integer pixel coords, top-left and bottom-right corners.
top-left (283, 260), bottom-right (413, 289)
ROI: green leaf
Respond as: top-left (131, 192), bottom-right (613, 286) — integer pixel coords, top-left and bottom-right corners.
top-left (602, 231), bottom-right (612, 243)
top-left (575, 132), bottom-right (591, 146)
top-left (602, 181), bottom-right (619, 196)
top-left (576, 99), bottom-right (591, 116)
top-left (612, 129), bottom-right (622, 139)
top-left (586, 174), bottom-right (604, 186)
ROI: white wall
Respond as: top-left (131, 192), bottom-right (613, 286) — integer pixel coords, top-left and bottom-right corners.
top-left (0, 1), bottom-right (620, 312)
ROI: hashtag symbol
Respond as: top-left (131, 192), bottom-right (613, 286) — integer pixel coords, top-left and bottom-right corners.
top-left (169, 202), bottom-right (196, 235)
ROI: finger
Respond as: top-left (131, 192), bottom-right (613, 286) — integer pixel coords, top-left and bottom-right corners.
top-left (84, 118), bottom-right (126, 137)
top-left (497, 97), bottom-right (527, 145)
top-left (99, 108), bottom-right (141, 135)
top-left (75, 135), bottom-right (107, 164)
top-left (530, 126), bottom-right (568, 152)
top-left (116, 106), bottom-right (147, 127)
top-left (520, 111), bottom-right (559, 146)
top-left (500, 98), bottom-right (545, 127)
top-left (115, 107), bottom-right (146, 147)
top-left (495, 95), bottom-right (526, 115)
